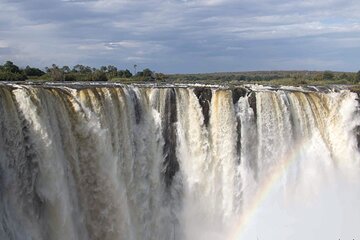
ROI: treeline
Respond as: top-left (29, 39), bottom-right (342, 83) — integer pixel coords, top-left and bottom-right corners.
top-left (168, 70), bottom-right (360, 84)
top-left (2, 60), bottom-right (360, 84)
top-left (0, 61), bottom-right (42, 81)
top-left (0, 61), bottom-right (166, 82)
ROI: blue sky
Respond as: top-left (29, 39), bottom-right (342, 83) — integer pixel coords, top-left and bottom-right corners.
top-left (0, 0), bottom-right (360, 73)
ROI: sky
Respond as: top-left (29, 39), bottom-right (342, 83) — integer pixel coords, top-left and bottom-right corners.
top-left (0, 0), bottom-right (360, 73)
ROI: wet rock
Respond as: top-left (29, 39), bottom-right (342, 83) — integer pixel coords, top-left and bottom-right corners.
top-left (162, 89), bottom-right (179, 188)
top-left (248, 92), bottom-right (257, 120)
top-left (232, 87), bottom-right (247, 104)
top-left (193, 88), bottom-right (212, 127)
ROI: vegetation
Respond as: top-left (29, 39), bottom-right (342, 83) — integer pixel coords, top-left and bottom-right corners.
top-left (0, 60), bottom-right (162, 82)
top-left (166, 70), bottom-right (359, 86)
top-left (0, 60), bottom-right (359, 86)
top-left (0, 61), bottom-right (27, 81)
top-left (356, 70), bottom-right (360, 83)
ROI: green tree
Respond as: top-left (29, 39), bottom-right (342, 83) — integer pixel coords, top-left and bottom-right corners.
top-left (61, 66), bottom-right (71, 73)
top-left (117, 69), bottom-right (132, 78)
top-left (239, 75), bottom-right (246, 81)
top-left (24, 66), bottom-right (45, 77)
top-left (64, 74), bottom-right (77, 81)
top-left (123, 69), bottom-right (132, 78)
top-left (355, 70), bottom-right (360, 83)
top-left (313, 73), bottom-right (323, 81)
top-left (3, 61), bottom-right (20, 73)
top-left (91, 70), bottom-right (108, 81)
top-left (84, 66), bottom-right (92, 73)
top-left (99, 66), bottom-right (106, 72)
top-left (338, 73), bottom-right (349, 81)
top-left (72, 64), bottom-right (84, 73)
top-left (107, 65), bottom-right (117, 73)
top-left (72, 64), bottom-right (92, 74)
top-left (155, 72), bottom-right (166, 81)
top-left (136, 68), bottom-right (154, 81)
top-left (142, 68), bottom-right (153, 77)
top-left (48, 64), bottom-right (64, 81)
top-left (107, 65), bottom-right (118, 78)
top-left (0, 71), bottom-right (26, 81)
top-left (323, 71), bottom-right (334, 80)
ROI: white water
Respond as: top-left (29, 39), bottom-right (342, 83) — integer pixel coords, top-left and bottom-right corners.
top-left (0, 84), bottom-right (359, 240)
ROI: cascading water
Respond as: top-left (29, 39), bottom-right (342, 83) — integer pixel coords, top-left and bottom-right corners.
top-left (0, 83), bottom-right (359, 240)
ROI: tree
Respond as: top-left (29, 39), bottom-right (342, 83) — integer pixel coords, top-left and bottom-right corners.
top-left (142, 68), bottom-right (153, 77)
top-left (338, 73), bottom-right (349, 81)
top-left (48, 64), bottom-right (64, 81)
top-left (323, 71), bottom-right (334, 80)
top-left (91, 70), bottom-right (108, 81)
top-left (100, 66), bottom-right (107, 72)
top-left (72, 64), bottom-right (92, 74)
top-left (24, 66), bottom-right (45, 77)
top-left (3, 61), bottom-right (20, 73)
top-left (0, 72), bottom-right (26, 81)
top-left (118, 70), bottom-right (132, 78)
top-left (107, 65), bottom-right (118, 78)
top-left (107, 65), bottom-right (117, 73)
top-left (313, 73), bottom-right (323, 81)
top-left (61, 66), bottom-right (71, 73)
top-left (72, 64), bottom-right (84, 73)
top-left (239, 75), bottom-right (246, 81)
top-left (355, 70), bottom-right (360, 83)
top-left (155, 72), bottom-right (166, 81)
top-left (84, 66), bottom-right (92, 73)
top-left (64, 74), bottom-right (77, 81)
top-left (123, 69), bottom-right (132, 78)
top-left (136, 68), bottom-right (155, 81)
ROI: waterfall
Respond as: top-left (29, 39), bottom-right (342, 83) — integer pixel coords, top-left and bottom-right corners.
top-left (0, 83), bottom-right (359, 240)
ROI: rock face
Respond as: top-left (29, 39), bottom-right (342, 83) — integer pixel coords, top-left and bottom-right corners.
top-left (193, 87), bottom-right (212, 127)
top-left (0, 82), bottom-right (359, 240)
top-left (232, 87), bottom-right (248, 104)
top-left (162, 89), bottom-right (178, 188)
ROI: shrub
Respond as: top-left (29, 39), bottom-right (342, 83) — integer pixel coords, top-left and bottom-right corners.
top-left (91, 70), bottom-right (108, 81)
top-left (0, 71), bottom-right (26, 81)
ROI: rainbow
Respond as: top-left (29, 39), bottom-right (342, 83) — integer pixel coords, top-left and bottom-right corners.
top-left (228, 137), bottom-right (311, 240)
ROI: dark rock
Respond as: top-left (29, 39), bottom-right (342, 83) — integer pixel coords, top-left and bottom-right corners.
top-left (232, 87), bottom-right (247, 104)
top-left (129, 91), bottom-right (142, 124)
top-left (193, 88), bottom-right (212, 127)
top-left (162, 89), bottom-right (179, 188)
top-left (248, 92), bottom-right (257, 120)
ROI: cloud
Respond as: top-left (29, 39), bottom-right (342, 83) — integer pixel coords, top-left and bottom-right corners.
top-left (0, 40), bottom-right (9, 49)
top-left (0, 0), bottom-right (360, 72)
